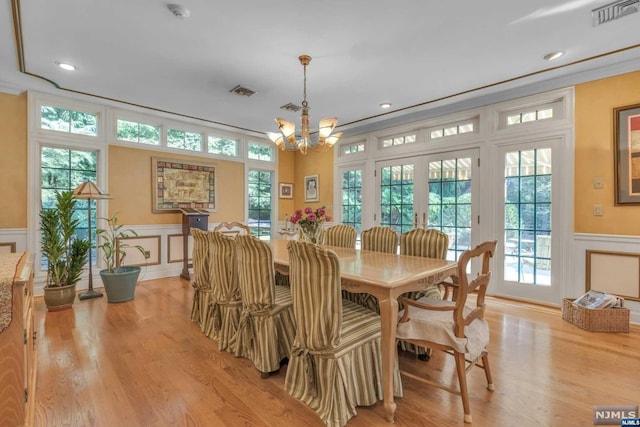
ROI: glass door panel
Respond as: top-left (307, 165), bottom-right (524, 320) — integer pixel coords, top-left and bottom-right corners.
top-left (379, 162), bottom-right (416, 236)
top-left (427, 157), bottom-right (474, 261)
top-left (376, 150), bottom-right (478, 261)
top-left (495, 138), bottom-right (562, 305)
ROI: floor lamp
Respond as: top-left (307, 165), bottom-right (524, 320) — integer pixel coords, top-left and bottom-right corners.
top-left (72, 181), bottom-right (111, 300)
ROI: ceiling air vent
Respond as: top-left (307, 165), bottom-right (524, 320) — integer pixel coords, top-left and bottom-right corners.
top-left (592, 0), bottom-right (639, 26)
top-left (280, 103), bottom-right (301, 112)
top-left (229, 85), bottom-right (256, 97)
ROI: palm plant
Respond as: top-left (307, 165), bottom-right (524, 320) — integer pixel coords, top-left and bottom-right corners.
top-left (97, 213), bottom-right (145, 273)
top-left (40, 190), bottom-right (91, 287)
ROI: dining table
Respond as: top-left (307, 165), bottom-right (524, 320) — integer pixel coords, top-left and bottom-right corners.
top-left (269, 239), bottom-right (458, 423)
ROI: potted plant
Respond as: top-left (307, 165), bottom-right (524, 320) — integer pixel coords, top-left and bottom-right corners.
top-left (40, 190), bottom-right (91, 311)
top-left (97, 213), bottom-right (146, 303)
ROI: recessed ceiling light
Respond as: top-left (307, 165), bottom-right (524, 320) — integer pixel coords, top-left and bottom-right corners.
top-left (380, 102), bottom-right (392, 109)
top-left (56, 61), bottom-right (76, 71)
top-left (543, 51), bottom-right (564, 61)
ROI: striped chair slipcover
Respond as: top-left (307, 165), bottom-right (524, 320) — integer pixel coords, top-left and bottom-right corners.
top-left (399, 228), bottom-right (450, 358)
top-left (206, 231), bottom-right (242, 351)
top-left (343, 226), bottom-right (399, 311)
top-left (190, 228), bottom-right (215, 332)
top-left (285, 241), bottom-right (402, 427)
top-left (323, 224), bottom-right (357, 248)
top-left (230, 235), bottom-right (296, 377)
top-left (361, 226), bottom-right (398, 254)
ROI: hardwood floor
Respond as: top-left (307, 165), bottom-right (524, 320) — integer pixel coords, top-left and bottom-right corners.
top-left (34, 278), bottom-right (640, 426)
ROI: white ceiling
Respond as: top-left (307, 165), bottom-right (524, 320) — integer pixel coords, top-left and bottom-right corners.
top-left (1, 0), bottom-right (640, 137)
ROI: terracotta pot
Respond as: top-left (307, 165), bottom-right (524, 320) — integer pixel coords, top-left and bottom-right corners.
top-left (44, 284), bottom-right (77, 311)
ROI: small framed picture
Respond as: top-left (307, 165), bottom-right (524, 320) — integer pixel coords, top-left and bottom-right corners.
top-left (304, 175), bottom-right (319, 202)
top-left (279, 183), bottom-right (293, 199)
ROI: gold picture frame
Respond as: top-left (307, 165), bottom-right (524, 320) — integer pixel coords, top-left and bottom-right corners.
top-left (152, 157), bottom-right (216, 213)
top-left (613, 103), bottom-right (640, 205)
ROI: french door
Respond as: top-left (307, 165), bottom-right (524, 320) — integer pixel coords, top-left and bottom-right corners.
top-left (493, 138), bottom-right (564, 304)
top-left (376, 149), bottom-right (479, 260)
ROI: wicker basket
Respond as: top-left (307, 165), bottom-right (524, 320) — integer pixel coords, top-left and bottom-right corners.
top-left (562, 298), bottom-right (629, 333)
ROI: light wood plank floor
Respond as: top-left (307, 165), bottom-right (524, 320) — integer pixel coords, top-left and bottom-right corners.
top-left (34, 277), bottom-right (640, 426)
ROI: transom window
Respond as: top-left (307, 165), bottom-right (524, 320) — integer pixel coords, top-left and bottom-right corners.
top-left (208, 135), bottom-right (238, 157)
top-left (248, 142), bottom-right (274, 161)
top-left (507, 108), bottom-right (554, 125)
top-left (342, 143), bottom-right (365, 155)
top-left (116, 119), bottom-right (160, 145)
top-left (40, 105), bottom-right (97, 136)
top-left (167, 129), bottom-right (203, 151)
top-left (381, 133), bottom-right (416, 148)
top-left (430, 122), bottom-right (474, 139)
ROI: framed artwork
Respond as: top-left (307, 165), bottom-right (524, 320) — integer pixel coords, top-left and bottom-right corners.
top-left (614, 103), bottom-right (640, 205)
top-left (304, 174), bottom-right (319, 202)
top-left (279, 182), bottom-right (293, 199)
top-left (152, 157), bottom-right (216, 213)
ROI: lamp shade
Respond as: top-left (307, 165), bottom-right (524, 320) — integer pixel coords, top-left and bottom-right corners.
top-left (72, 181), bottom-right (111, 200)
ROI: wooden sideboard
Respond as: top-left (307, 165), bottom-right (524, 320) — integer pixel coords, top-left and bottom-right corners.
top-left (0, 253), bottom-right (37, 427)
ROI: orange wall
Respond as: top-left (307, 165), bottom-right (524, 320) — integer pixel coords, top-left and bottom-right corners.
top-left (292, 148), bottom-right (334, 216)
top-left (575, 71), bottom-right (640, 234)
top-left (0, 92), bottom-right (27, 228)
top-left (108, 146), bottom-right (245, 226)
top-left (277, 149), bottom-right (295, 221)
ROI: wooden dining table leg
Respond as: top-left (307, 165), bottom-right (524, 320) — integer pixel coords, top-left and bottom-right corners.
top-left (378, 296), bottom-right (399, 423)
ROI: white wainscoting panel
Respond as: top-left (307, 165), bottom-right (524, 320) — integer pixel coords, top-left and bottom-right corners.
top-left (574, 233), bottom-right (640, 324)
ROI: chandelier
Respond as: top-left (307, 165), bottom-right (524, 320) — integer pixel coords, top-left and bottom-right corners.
top-left (267, 55), bottom-right (342, 154)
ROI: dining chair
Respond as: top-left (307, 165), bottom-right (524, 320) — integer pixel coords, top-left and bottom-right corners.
top-left (230, 235), bottom-right (296, 378)
top-left (399, 228), bottom-right (450, 358)
top-left (323, 224), bottom-right (357, 248)
top-left (361, 226), bottom-right (398, 253)
top-left (396, 240), bottom-right (497, 424)
top-left (285, 240), bottom-right (403, 427)
top-left (206, 231), bottom-right (242, 351)
top-left (213, 221), bottom-right (251, 237)
top-left (190, 228), bottom-right (215, 332)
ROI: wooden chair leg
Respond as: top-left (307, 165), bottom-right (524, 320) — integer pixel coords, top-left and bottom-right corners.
top-left (481, 353), bottom-right (495, 391)
top-left (454, 352), bottom-right (472, 423)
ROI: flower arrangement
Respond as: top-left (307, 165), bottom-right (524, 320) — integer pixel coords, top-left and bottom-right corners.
top-left (290, 206), bottom-right (331, 243)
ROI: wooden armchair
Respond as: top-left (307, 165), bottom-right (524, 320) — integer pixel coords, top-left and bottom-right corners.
top-left (213, 221), bottom-right (251, 237)
top-left (396, 240), bottom-right (497, 423)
